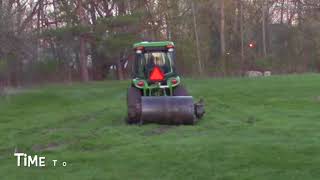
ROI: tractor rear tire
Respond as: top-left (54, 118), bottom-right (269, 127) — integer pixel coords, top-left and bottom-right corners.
top-left (173, 85), bottom-right (189, 96)
top-left (127, 87), bottom-right (142, 124)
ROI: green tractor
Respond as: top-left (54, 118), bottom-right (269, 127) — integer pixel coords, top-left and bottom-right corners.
top-left (127, 41), bottom-right (204, 125)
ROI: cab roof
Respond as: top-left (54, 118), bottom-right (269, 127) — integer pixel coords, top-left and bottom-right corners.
top-left (133, 41), bottom-right (174, 48)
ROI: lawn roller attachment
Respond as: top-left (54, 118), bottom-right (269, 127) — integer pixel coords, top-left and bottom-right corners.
top-left (127, 94), bottom-right (204, 125)
top-left (141, 96), bottom-right (204, 125)
top-left (126, 41), bottom-right (205, 125)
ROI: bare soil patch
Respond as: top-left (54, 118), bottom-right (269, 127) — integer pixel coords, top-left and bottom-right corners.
top-left (143, 125), bottom-right (176, 136)
top-left (32, 142), bottom-right (65, 152)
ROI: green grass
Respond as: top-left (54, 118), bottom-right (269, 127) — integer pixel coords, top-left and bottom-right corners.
top-left (1, 74), bottom-right (320, 180)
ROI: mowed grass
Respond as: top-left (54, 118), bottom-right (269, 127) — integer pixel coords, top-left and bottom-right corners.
top-left (1, 74), bottom-right (320, 180)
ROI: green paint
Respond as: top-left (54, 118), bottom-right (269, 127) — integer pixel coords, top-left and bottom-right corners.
top-left (133, 41), bottom-right (174, 48)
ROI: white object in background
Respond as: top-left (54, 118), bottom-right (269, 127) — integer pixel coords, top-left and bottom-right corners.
top-left (264, 71), bottom-right (272, 76)
top-left (246, 71), bottom-right (263, 77)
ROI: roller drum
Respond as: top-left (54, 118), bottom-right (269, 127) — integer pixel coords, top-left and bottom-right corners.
top-left (141, 96), bottom-right (196, 125)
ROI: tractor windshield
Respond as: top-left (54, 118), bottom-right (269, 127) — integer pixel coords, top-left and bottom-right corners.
top-left (134, 51), bottom-right (174, 78)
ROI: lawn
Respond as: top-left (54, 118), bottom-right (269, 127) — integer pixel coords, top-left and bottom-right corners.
top-left (0, 74), bottom-right (320, 180)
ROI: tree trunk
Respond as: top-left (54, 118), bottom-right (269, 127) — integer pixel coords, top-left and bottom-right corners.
top-left (79, 36), bottom-right (89, 82)
top-left (52, 0), bottom-right (58, 28)
top-left (78, 0), bottom-right (89, 82)
top-left (220, 0), bottom-right (226, 76)
top-left (220, 0), bottom-right (226, 55)
top-left (116, 59), bottom-right (124, 80)
top-left (36, 0), bottom-right (43, 64)
top-left (297, 0), bottom-right (302, 26)
top-left (191, 1), bottom-right (203, 75)
top-left (280, 0), bottom-right (285, 24)
top-left (232, 0), bottom-right (240, 50)
top-left (240, 0), bottom-right (244, 62)
top-left (89, 0), bottom-right (103, 80)
top-left (0, 76), bottom-right (3, 95)
top-left (165, 13), bottom-right (171, 40)
top-left (262, 0), bottom-right (267, 57)
top-left (168, 0), bottom-right (179, 41)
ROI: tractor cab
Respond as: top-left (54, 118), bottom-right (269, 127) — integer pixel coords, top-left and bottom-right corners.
top-left (132, 41), bottom-right (178, 84)
top-left (131, 41), bottom-right (181, 96)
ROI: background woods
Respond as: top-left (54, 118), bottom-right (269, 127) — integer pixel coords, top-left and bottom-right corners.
top-left (0, 0), bottom-right (320, 86)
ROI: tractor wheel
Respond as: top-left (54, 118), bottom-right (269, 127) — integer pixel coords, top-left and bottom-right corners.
top-left (127, 87), bottom-right (142, 124)
top-left (173, 85), bottom-right (189, 96)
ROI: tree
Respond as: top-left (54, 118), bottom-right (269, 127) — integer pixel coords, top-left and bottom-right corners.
top-left (1, 0), bottom-right (320, 86)
top-left (220, 0), bottom-right (226, 56)
top-left (262, 0), bottom-right (267, 57)
top-left (191, 0), bottom-right (203, 75)
top-left (240, 0), bottom-right (244, 62)
top-left (77, 0), bottom-right (89, 82)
